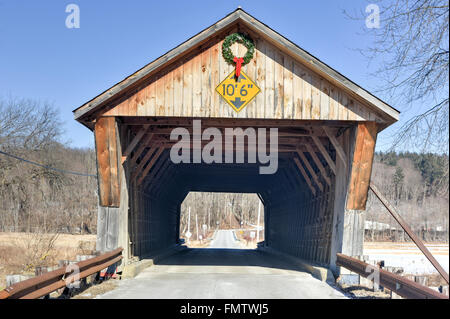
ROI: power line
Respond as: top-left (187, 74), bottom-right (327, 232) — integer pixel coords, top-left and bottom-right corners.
top-left (0, 149), bottom-right (97, 178)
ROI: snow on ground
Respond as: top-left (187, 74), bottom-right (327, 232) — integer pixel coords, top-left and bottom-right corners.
top-left (363, 242), bottom-right (449, 275)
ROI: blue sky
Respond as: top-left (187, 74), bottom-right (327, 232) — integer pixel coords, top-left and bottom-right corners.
top-left (0, 0), bottom-right (411, 150)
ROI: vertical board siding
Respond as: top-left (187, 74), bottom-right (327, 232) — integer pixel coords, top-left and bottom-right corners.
top-left (201, 48), bottom-right (211, 117)
top-left (255, 38), bottom-right (266, 118)
top-left (210, 41), bottom-right (221, 118)
top-left (102, 34), bottom-right (383, 123)
top-left (192, 54), bottom-right (202, 116)
top-left (293, 62), bottom-right (303, 119)
top-left (173, 62), bottom-right (183, 116)
top-left (183, 58), bottom-right (193, 117)
top-left (265, 43), bottom-right (275, 118)
top-left (274, 49), bottom-right (284, 119)
top-left (165, 71), bottom-right (174, 117)
top-left (156, 73), bottom-right (166, 116)
top-left (95, 117), bottom-right (120, 207)
top-left (320, 79), bottom-right (330, 120)
top-left (218, 37), bottom-right (229, 118)
top-left (311, 74), bottom-right (321, 119)
top-left (283, 56), bottom-right (294, 119)
top-left (245, 40), bottom-right (257, 118)
top-left (346, 121), bottom-right (378, 210)
top-left (329, 85), bottom-right (338, 120)
top-left (300, 64), bottom-right (312, 119)
top-left (237, 41), bottom-right (247, 118)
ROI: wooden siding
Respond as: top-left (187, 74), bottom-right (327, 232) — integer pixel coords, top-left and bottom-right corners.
top-left (346, 121), bottom-right (378, 210)
top-left (94, 117), bottom-right (120, 207)
top-left (103, 33), bottom-right (385, 123)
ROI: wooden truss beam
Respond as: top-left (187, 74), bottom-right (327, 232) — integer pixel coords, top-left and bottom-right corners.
top-left (159, 142), bottom-right (300, 153)
top-left (154, 164), bottom-right (179, 196)
top-left (131, 146), bottom-right (158, 181)
top-left (311, 135), bottom-right (336, 174)
top-left (133, 126), bottom-right (314, 136)
top-left (322, 126), bottom-right (347, 168)
top-left (146, 162), bottom-right (171, 193)
top-left (143, 152), bottom-right (170, 189)
top-left (137, 147), bottom-right (164, 186)
top-left (129, 134), bottom-right (154, 167)
top-left (121, 125), bottom-right (149, 164)
top-left (296, 150), bottom-right (324, 192)
top-left (304, 144), bottom-right (331, 186)
top-left (119, 116), bottom-right (356, 128)
top-left (293, 157), bottom-right (316, 196)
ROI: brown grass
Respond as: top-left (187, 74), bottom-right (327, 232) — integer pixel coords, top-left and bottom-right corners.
top-left (235, 229), bottom-right (260, 249)
top-left (0, 232), bottom-right (96, 290)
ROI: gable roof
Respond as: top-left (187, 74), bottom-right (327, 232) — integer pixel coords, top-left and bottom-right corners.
top-left (73, 8), bottom-right (399, 128)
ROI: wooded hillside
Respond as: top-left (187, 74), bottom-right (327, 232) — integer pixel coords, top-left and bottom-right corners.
top-left (0, 98), bottom-right (97, 233)
top-left (366, 152), bottom-right (449, 242)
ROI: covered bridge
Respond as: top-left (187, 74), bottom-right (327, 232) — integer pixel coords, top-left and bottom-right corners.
top-left (73, 9), bottom-right (399, 276)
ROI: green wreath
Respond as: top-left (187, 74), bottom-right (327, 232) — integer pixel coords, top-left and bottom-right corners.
top-left (222, 32), bottom-right (255, 65)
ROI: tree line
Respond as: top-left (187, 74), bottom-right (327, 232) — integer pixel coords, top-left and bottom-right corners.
top-left (366, 151), bottom-right (449, 242)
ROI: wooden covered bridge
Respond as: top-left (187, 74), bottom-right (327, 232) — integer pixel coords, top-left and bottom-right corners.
top-left (73, 9), bottom-right (399, 276)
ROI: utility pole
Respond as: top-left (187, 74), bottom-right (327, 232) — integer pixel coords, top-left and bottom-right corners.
top-left (196, 213), bottom-right (199, 241)
top-left (256, 200), bottom-right (261, 242)
top-left (187, 206), bottom-right (191, 243)
top-left (229, 204), bottom-right (232, 229)
top-left (208, 210), bottom-right (210, 231)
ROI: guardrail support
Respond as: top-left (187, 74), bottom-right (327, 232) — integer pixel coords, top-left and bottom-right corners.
top-left (0, 248), bottom-right (123, 299)
top-left (369, 183), bottom-right (449, 284)
top-left (336, 253), bottom-right (448, 299)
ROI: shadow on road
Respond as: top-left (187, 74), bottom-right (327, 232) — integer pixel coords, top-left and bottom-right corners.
top-left (154, 247), bottom-right (307, 274)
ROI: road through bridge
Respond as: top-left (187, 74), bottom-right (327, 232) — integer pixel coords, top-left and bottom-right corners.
top-left (98, 230), bottom-right (346, 299)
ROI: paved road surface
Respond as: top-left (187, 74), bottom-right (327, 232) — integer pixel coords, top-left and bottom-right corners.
top-left (98, 230), bottom-right (345, 299)
top-left (209, 229), bottom-right (240, 248)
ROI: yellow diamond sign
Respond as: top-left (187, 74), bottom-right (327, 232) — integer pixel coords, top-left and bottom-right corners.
top-left (216, 70), bottom-right (260, 113)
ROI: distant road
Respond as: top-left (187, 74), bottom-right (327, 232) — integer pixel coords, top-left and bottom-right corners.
top-left (209, 230), bottom-right (240, 248)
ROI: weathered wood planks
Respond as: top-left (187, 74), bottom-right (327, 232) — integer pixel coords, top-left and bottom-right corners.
top-left (101, 31), bottom-right (385, 123)
top-left (94, 117), bottom-right (120, 207)
top-left (346, 121), bottom-right (378, 210)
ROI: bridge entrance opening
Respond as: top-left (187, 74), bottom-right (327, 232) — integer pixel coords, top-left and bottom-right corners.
top-left (179, 192), bottom-right (264, 249)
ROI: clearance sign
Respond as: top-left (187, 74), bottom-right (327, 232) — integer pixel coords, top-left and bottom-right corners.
top-left (216, 71), bottom-right (260, 113)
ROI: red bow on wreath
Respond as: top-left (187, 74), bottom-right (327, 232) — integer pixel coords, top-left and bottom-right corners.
top-left (233, 57), bottom-right (244, 78)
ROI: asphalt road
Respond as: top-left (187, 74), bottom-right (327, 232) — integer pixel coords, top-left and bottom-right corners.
top-left (98, 230), bottom-right (346, 299)
top-left (209, 229), bottom-right (240, 248)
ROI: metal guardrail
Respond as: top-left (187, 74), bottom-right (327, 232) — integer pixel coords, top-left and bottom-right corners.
top-left (336, 253), bottom-right (448, 299)
top-left (0, 248), bottom-right (123, 299)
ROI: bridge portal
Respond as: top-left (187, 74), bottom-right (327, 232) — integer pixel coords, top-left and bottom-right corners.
top-left (73, 9), bottom-right (398, 277)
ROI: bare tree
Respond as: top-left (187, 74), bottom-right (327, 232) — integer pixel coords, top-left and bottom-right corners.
top-left (346, 0), bottom-right (449, 153)
top-left (0, 97), bottom-right (62, 151)
top-left (180, 192), bottom-right (263, 235)
top-left (0, 97), bottom-right (98, 234)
